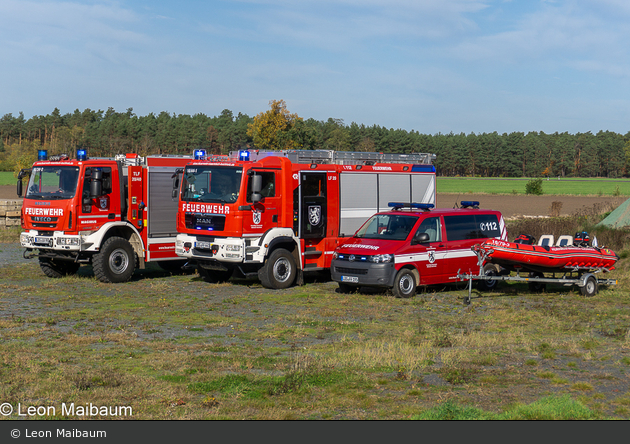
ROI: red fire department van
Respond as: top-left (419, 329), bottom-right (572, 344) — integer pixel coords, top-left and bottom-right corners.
top-left (17, 149), bottom-right (191, 283)
top-left (330, 201), bottom-right (507, 297)
top-left (174, 149), bottom-right (437, 289)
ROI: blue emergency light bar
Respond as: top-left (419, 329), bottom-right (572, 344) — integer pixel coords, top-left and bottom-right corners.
top-left (238, 150), bottom-right (250, 161)
top-left (77, 149), bottom-right (87, 161)
top-left (38, 150), bottom-right (48, 161)
top-left (411, 164), bottom-right (436, 173)
top-left (194, 149), bottom-right (207, 160)
top-left (460, 201), bottom-right (480, 208)
top-left (388, 202), bottom-right (434, 210)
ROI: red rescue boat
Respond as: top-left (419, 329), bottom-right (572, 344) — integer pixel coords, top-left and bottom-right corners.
top-left (475, 235), bottom-right (619, 273)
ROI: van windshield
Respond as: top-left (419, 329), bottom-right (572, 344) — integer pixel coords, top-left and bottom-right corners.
top-left (355, 214), bottom-right (418, 241)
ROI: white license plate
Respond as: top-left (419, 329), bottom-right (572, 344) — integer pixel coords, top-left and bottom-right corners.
top-left (341, 275), bottom-right (359, 283)
top-left (196, 241), bottom-right (212, 250)
top-left (35, 236), bottom-right (51, 244)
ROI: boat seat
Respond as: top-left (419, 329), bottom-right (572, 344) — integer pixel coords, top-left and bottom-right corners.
top-left (538, 235), bottom-right (554, 247)
top-left (556, 235), bottom-right (573, 247)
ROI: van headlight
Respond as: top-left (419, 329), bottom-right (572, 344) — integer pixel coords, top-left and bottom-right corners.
top-left (369, 254), bottom-right (394, 263)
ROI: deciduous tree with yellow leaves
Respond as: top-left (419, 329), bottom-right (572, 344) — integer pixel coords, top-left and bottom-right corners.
top-left (246, 100), bottom-right (303, 150)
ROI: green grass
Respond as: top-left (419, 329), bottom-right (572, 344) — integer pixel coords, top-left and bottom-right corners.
top-left (437, 177), bottom-right (630, 196)
top-left (0, 171), bottom-right (16, 185)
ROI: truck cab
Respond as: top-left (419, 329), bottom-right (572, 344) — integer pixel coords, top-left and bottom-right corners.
top-left (330, 201), bottom-right (507, 298)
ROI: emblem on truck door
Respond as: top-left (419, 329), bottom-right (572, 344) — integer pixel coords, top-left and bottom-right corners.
top-left (308, 205), bottom-right (322, 226)
top-left (253, 210), bottom-right (261, 225)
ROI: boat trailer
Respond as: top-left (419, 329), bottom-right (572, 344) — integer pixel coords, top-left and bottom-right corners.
top-left (457, 244), bottom-right (618, 305)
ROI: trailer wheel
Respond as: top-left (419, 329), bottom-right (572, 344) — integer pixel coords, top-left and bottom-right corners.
top-left (39, 258), bottom-right (80, 278)
top-left (198, 266), bottom-right (232, 283)
top-left (528, 271), bottom-right (546, 293)
top-left (581, 275), bottom-right (598, 297)
top-left (258, 248), bottom-right (296, 289)
top-left (392, 268), bottom-right (417, 298)
top-left (477, 264), bottom-right (499, 291)
top-left (93, 236), bottom-right (136, 283)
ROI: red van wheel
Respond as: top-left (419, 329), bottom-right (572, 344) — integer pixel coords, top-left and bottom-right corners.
top-left (392, 269), bottom-right (417, 298)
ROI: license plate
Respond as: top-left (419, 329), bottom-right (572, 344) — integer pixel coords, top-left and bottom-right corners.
top-left (34, 236), bottom-right (51, 245)
top-left (196, 241), bottom-right (212, 250)
top-left (341, 275), bottom-right (359, 283)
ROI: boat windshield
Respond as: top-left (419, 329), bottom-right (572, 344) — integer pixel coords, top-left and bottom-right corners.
top-left (25, 166), bottom-right (80, 200)
top-left (180, 165), bottom-right (243, 204)
top-left (355, 214), bottom-right (418, 241)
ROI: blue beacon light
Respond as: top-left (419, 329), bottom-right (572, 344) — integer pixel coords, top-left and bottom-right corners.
top-left (76, 149), bottom-right (87, 161)
top-left (38, 150), bottom-right (48, 161)
top-left (238, 150), bottom-right (250, 161)
top-left (194, 149), bottom-right (207, 160)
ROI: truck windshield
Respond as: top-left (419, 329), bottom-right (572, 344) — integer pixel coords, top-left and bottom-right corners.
top-left (180, 166), bottom-right (243, 204)
top-left (355, 214), bottom-right (418, 241)
top-left (25, 166), bottom-right (80, 200)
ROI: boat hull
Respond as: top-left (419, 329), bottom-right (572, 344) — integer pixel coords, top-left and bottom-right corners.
top-left (477, 238), bottom-right (619, 273)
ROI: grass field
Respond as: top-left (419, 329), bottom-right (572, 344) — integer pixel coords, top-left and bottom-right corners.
top-left (0, 171), bottom-right (15, 186)
top-left (0, 210), bottom-right (630, 420)
top-left (437, 177), bottom-right (630, 196)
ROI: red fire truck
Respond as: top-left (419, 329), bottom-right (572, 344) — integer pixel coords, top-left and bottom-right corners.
top-left (17, 149), bottom-right (192, 282)
top-left (173, 149), bottom-right (437, 289)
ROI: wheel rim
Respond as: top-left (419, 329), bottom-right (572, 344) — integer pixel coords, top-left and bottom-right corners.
top-left (273, 257), bottom-right (291, 283)
top-left (585, 278), bottom-right (596, 295)
top-left (399, 274), bottom-right (414, 294)
top-left (109, 248), bottom-right (130, 274)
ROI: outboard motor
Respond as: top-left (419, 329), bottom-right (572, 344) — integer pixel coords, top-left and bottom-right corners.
top-left (514, 234), bottom-right (535, 245)
top-left (574, 231), bottom-right (590, 247)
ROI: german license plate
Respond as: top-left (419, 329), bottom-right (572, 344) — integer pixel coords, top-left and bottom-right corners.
top-left (34, 236), bottom-right (51, 245)
top-left (196, 241), bottom-right (212, 250)
top-left (341, 275), bottom-right (359, 283)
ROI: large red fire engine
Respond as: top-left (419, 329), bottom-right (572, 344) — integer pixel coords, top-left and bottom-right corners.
top-left (17, 149), bottom-right (191, 282)
top-left (173, 149), bottom-right (437, 289)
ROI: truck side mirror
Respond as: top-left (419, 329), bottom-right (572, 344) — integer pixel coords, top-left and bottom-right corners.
top-left (16, 169), bottom-right (30, 197)
top-left (171, 171), bottom-right (181, 200)
top-left (90, 169), bottom-right (103, 198)
top-left (412, 232), bottom-right (430, 245)
top-left (251, 174), bottom-right (262, 203)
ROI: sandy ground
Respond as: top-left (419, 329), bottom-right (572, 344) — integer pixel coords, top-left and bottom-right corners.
top-left (0, 185), bottom-right (626, 218)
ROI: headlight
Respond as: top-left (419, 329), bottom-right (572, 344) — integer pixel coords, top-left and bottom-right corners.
top-left (368, 254), bottom-right (394, 264)
top-left (225, 244), bottom-right (241, 252)
top-left (332, 251), bottom-right (339, 260)
top-left (58, 237), bottom-right (80, 246)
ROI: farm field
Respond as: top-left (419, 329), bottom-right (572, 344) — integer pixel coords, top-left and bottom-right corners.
top-left (437, 177), bottom-right (630, 196)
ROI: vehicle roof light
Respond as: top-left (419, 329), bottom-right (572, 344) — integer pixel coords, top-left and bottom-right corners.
top-left (38, 150), bottom-right (48, 161)
top-left (388, 202), bottom-right (434, 211)
top-left (194, 149), bottom-right (207, 160)
top-left (460, 201), bottom-right (480, 208)
top-left (77, 149), bottom-right (87, 161)
top-left (238, 150), bottom-right (250, 161)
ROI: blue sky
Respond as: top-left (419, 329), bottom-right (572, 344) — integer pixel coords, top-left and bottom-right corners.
top-left (2, 0), bottom-right (630, 135)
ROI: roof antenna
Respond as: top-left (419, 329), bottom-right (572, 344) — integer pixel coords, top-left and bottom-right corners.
top-left (453, 194), bottom-right (460, 209)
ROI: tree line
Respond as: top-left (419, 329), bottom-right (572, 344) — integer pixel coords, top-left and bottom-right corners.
top-left (1, 102), bottom-right (629, 177)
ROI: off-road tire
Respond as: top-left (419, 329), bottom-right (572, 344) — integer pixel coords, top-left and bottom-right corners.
top-left (392, 268), bottom-right (417, 298)
top-left (92, 236), bottom-right (136, 283)
top-left (258, 248), bottom-right (296, 289)
top-left (198, 266), bottom-right (232, 283)
top-left (580, 275), bottom-right (598, 297)
top-left (39, 258), bottom-right (80, 278)
top-left (477, 263), bottom-right (499, 291)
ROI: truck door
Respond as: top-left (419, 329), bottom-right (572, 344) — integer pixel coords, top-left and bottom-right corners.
top-left (78, 166), bottom-right (120, 231)
top-left (243, 169), bottom-right (280, 235)
top-left (296, 172), bottom-right (327, 239)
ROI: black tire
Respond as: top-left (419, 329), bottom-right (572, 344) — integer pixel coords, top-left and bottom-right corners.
top-left (39, 258), bottom-right (80, 278)
top-left (580, 275), bottom-right (598, 297)
top-left (337, 283), bottom-right (357, 294)
top-left (477, 264), bottom-right (499, 291)
top-left (528, 271), bottom-right (546, 293)
top-left (92, 236), bottom-right (136, 283)
top-left (198, 266), bottom-right (232, 283)
top-left (258, 248), bottom-right (297, 289)
top-left (392, 268), bottom-right (417, 298)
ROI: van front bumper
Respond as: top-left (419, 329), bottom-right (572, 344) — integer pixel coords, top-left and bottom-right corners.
top-left (330, 260), bottom-right (395, 287)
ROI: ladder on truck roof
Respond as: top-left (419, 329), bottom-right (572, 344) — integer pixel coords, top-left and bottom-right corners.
top-left (228, 149), bottom-right (435, 165)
